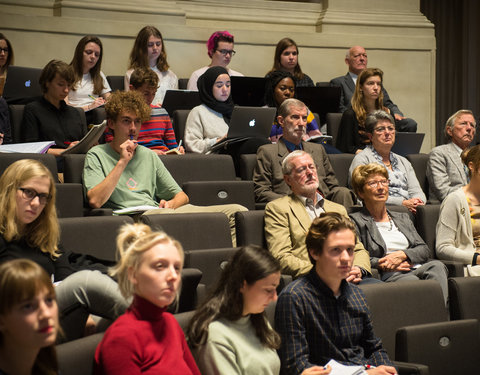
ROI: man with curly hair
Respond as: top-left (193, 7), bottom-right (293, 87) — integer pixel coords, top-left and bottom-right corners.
top-left (83, 90), bottom-right (246, 243)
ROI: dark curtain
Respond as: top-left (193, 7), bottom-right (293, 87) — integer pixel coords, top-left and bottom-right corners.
top-left (420, 0), bottom-right (480, 145)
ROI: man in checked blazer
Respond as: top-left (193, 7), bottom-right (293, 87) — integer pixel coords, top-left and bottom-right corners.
top-left (426, 109), bottom-right (476, 202)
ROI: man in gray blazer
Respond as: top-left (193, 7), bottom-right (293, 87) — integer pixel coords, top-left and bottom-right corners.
top-left (330, 45), bottom-right (416, 132)
top-left (426, 109), bottom-right (476, 202)
top-left (253, 98), bottom-right (355, 207)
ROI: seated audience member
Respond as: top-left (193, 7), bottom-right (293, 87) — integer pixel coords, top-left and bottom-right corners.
top-left (427, 109), bottom-right (476, 202)
top-left (187, 30), bottom-right (243, 91)
top-left (0, 33), bottom-right (13, 96)
top-left (83, 90), bottom-right (246, 244)
top-left (264, 70), bottom-right (323, 144)
top-left (253, 98), bottom-right (355, 207)
top-left (0, 159), bottom-right (128, 341)
top-left (0, 259), bottom-right (59, 375)
top-left (436, 144), bottom-right (480, 276)
top-left (0, 97), bottom-right (12, 144)
top-left (330, 45), bottom-right (416, 132)
top-left (350, 163), bottom-right (448, 303)
top-left (187, 246), bottom-right (286, 375)
top-left (67, 35), bottom-right (111, 117)
top-left (264, 150), bottom-right (372, 280)
top-left (124, 26), bottom-right (178, 105)
top-left (105, 68), bottom-right (183, 154)
top-left (185, 66), bottom-right (268, 164)
top-left (275, 212), bottom-right (396, 375)
top-left (267, 37), bottom-right (314, 88)
top-left (94, 223), bottom-right (200, 375)
top-left (21, 60), bottom-right (87, 157)
top-left (337, 68), bottom-right (391, 154)
top-left (349, 110), bottom-right (425, 213)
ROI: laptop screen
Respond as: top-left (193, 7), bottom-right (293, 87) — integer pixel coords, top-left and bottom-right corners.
top-left (3, 66), bottom-right (42, 105)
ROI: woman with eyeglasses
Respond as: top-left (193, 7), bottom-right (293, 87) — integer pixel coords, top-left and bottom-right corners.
top-left (0, 33), bottom-right (13, 97)
top-left (125, 26), bottom-right (177, 106)
top-left (67, 35), bottom-right (111, 120)
top-left (187, 30), bottom-right (243, 91)
top-left (267, 38), bottom-right (314, 88)
top-left (0, 259), bottom-right (59, 375)
top-left (348, 110), bottom-right (425, 213)
top-left (0, 159), bottom-right (128, 342)
top-left (349, 163), bottom-right (448, 301)
top-left (0, 34), bottom-right (13, 145)
top-left (337, 68), bottom-right (391, 154)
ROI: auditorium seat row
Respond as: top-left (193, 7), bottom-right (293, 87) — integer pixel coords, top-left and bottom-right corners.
top-left (56, 277), bottom-right (480, 375)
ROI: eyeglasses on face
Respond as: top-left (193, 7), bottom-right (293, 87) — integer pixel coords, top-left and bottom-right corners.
top-left (18, 187), bottom-right (51, 205)
top-left (0, 48), bottom-right (8, 54)
top-left (216, 49), bottom-right (236, 56)
top-left (365, 179), bottom-right (389, 188)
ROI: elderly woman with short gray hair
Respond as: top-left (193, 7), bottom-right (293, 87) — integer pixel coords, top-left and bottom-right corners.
top-left (348, 110), bottom-right (426, 213)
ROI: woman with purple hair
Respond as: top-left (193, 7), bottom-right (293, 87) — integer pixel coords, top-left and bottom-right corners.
top-left (187, 30), bottom-right (244, 91)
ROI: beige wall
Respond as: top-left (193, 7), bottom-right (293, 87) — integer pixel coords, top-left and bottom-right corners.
top-left (0, 0), bottom-right (436, 151)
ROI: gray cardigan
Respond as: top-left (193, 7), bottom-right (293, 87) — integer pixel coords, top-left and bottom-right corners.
top-left (349, 146), bottom-right (426, 205)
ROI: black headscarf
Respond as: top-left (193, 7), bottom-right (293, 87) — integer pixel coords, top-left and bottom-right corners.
top-left (197, 66), bottom-right (234, 121)
top-left (264, 70), bottom-right (296, 108)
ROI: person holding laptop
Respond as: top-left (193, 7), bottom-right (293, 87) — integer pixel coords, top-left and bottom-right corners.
top-left (184, 66), bottom-right (269, 172)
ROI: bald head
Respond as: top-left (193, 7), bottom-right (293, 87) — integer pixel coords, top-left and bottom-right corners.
top-left (345, 46), bottom-right (368, 75)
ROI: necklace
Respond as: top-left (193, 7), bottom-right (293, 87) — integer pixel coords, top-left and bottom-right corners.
top-left (386, 212), bottom-right (393, 231)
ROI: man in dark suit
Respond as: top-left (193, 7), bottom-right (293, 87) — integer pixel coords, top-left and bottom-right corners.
top-left (330, 45), bottom-right (416, 132)
top-left (253, 98), bottom-right (355, 207)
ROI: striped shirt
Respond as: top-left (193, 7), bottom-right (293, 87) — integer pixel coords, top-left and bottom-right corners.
top-left (275, 269), bottom-right (392, 374)
top-left (104, 105), bottom-right (178, 151)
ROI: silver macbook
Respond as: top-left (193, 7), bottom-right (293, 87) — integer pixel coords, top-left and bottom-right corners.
top-left (210, 106), bottom-right (276, 152)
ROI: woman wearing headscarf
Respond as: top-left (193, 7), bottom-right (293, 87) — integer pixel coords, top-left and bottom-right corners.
top-left (185, 66), bottom-right (269, 173)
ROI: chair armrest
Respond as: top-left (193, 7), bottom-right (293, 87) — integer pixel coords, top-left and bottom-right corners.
top-left (83, 208), bottom-right (113, 216)
top-left (440, 260), bottom-right (464, 277)
top-left (394, 360), bottom-right (429, 375)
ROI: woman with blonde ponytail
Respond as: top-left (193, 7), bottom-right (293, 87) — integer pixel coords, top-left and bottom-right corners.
top-left (94, 223), bottom-right (200, 375)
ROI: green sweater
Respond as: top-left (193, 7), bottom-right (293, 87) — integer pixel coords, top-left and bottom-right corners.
top-left (194, 316), bottom-right (280, 375)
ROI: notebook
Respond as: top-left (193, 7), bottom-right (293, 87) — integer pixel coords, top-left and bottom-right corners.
top-left (162, 90), bottom-right (201, 116)
top-left (391, 132), bottom-right (425, 156)
top-left (209, 106), bottom-right (276, 153)
top-left (3, 66), bottom-right (42, 104)
top-left (295, 86), bottom-right (341, 125)
top-left (230, 76), bottom-right (266, 107)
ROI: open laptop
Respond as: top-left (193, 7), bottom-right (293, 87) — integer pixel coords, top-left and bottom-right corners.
top-left (230, 76), bottom-right (266, 107)
top-left (209, 106), bottom-right (276, 153)
top-left (391, 132), bottom-right (425, 156)
top-left (295, 86), bottom-right (341, 125)
top-left (3, 66), bottom-right (42, 104)
top-left (162, 90), bottom-right (201, 116)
